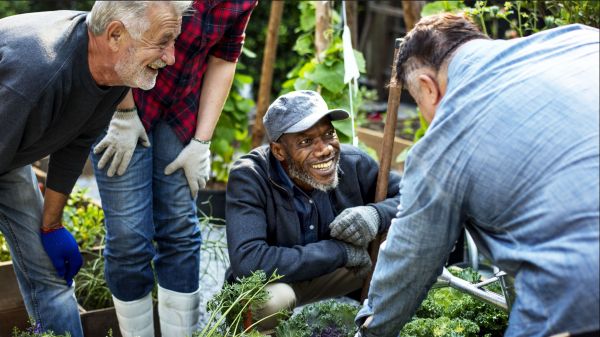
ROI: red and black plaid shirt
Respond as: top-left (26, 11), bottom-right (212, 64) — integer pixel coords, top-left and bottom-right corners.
top-left (132, 0), bottom-right (257, 143)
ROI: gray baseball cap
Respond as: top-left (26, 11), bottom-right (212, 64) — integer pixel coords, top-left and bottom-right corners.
top-left (263, 90), bottom-right (349, 141)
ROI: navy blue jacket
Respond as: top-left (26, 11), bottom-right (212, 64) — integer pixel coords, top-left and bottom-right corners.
top-left (225, 144), bottom-right (402, 283)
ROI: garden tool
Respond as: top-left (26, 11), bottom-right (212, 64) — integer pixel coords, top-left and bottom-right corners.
top-left (432, 267), bottom-right (510, 312)
top-left (112, 292), bottom-right (154, 337)
top-left (158, 285), bottom-right (200, 337)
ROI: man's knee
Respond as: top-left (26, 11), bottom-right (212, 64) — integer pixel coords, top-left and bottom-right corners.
top-left (255, 283), bottom-right (297, 331)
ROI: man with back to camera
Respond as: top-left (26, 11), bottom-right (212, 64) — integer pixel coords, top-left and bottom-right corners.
top-left (355, 13), bottom-right (599, 337)
top-left (0, 1), bottom-right (190, 335)
top-left (225, 90), bottom-right (402, 331)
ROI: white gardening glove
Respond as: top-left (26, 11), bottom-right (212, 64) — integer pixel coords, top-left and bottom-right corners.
top-left (164, 139), bottom-right (211, 198)
top-left (93, 109), bottom-right (150, 177)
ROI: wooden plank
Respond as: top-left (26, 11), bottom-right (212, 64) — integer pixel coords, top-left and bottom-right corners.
top-left (0, 261), bottom-right (25, 310)
top-left (356, 126), bottom-right (412, 172)
top-left (0, 306), bottom-right (29, 337)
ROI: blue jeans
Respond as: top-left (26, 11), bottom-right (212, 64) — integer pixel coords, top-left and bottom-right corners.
top-left (91, 121), bottom-right (202, 301)
top-left (0, 166), bottom-right (83, 336)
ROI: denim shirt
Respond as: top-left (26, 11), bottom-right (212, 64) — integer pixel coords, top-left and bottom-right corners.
top-left (358, 25), bottom-right (599, 337)
top-left (274, 160), bottom-right (336, 244)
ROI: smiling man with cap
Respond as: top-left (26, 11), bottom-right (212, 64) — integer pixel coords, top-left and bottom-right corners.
top-left (225, 90), bottom-right (402, 331)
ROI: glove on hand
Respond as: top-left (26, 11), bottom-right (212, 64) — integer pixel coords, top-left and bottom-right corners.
top-left (349, 261), bottom-right (373, 279)
top-left (330, 206), bottom-right (380, 247)
top-left (342, 242), bottom-right (371, 268)
top-left (164, 140), bottom-right (211, 198)
top-left (40, 227), bottom-right (83, 287)
top-left (93, 109), bottom-right (150, 177)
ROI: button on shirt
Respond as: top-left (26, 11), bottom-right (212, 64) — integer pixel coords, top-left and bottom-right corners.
top-left (274, 160), bottom-right (336, 244)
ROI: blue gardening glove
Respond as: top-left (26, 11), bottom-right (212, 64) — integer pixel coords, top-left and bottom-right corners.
top-left (330, 206), bottom-right (381, 247)
top-left (40, 226), bottom-right (83, 287)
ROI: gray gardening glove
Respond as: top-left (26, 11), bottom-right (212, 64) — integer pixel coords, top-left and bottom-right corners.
top-left (330, 206), bottom-right (381, 247)
top-left (93, 108), bottom-right (150, 177)
top-left (164, 140), bottom-right (211, 198)
top-left (341, 242), bottom-right (372, 279)
top-left (350, 262), bottom-right (373, 279)
top-left (342, 242), bottom-right (370, 268)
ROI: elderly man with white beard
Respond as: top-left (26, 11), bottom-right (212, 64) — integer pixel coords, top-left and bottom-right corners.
top-left (225, 90), bottom-right (402, 332)
top-left (0, 1), bottom-right (191, 336)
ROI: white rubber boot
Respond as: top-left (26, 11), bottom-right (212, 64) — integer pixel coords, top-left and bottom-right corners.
top-left (158, 286), bottom-right (200, 337)
top-left (112, 292), bottom-right (155, 337)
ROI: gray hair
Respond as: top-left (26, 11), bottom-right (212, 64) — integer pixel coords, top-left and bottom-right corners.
top-left (87, 1), bottom-right (192, 39)
top-left (396, 13), bottom-right (488, 94)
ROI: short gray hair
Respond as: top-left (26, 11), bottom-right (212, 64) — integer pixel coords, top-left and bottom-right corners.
top-left (87, 1), bottom-right (192, 39)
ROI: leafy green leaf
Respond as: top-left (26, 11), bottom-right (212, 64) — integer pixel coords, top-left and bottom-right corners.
top-left (298, 2), bottom-right (316, 32)
top-left (293, 33), bottom-right (314, 56)
top-left (421, 0), bottom-right (466, 17)
top-left (305, 62), bottom-right (345, 93)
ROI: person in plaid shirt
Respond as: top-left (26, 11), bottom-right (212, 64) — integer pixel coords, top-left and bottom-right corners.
top-left (91, 1), bottom-right (257, 336)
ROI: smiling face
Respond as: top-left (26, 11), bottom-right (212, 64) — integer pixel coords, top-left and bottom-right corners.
top-left (115, 4), bottom-right (181, 89)
top-left (271, 117), bottom-right (341, 192)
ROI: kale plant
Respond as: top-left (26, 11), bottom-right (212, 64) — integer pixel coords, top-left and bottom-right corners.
top-left (276, 300), bottom-right (359, 337)
top-left (405, 267), bottom-right (508, 337)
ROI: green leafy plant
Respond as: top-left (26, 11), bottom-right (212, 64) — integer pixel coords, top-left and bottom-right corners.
top-left (210, 64), bottom-right (255, 185)
top-left (275, 300), bottom-right (360, 337)
top-left (199, 270), bottom-right (283, 337)
top-left (281, 2), bottom-right (376, 144)
top-left (62, 188), bottom-right (105, 251)
top-left (74, 250), bottom-right (113, 310)
top-left (400, 316), bottom-right (480, 337)
top-left (402, 267), bottom-right (508, 337)
top-left (0, 233), bottom-right (11, 262)
top-left (422, 1), bottom-right (599, 40)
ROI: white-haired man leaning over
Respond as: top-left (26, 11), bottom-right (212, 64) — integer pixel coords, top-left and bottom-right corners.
top-left (0, 1), bottom-right (191, 336)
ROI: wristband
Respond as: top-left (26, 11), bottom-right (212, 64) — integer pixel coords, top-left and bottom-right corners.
top-left (192, 137), bottom-right (211, 145)
top-left (115, 107), bottom-right (137, 113)
top-left (41, 223), bottom-right (64, 234)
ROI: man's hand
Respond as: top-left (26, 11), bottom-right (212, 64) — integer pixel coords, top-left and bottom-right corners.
top-left (353, 316), bottom-right (373, 337)
top-left (40, 226), bottom-right (83, 287)
top-left (93, 108), bottom-right (150, 177)
top-left (330, 206), bottom-right (380, 247)
top-left (164, 140), bottom-right (211, 198)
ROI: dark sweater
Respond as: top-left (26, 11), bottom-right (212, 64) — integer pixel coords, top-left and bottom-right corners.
top-left (226, 144), bottom-right (402, 283)
top-left (0, 10), bottom-right (127, 193)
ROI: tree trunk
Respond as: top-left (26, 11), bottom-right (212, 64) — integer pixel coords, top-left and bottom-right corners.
top-left (401, 0), bottom-right (425, 31)
top-left (345, 0), bottom-right (358, 47)
top-left (251, 1), bottom-right (284, 148)
top-left (315, 0), bottom-right (332, 62)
